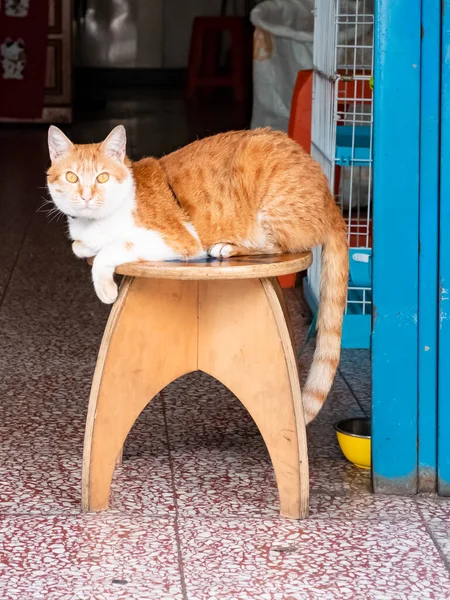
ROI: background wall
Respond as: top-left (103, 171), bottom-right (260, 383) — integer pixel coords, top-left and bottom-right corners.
top-left (75, 0), bottom-right (253, 69)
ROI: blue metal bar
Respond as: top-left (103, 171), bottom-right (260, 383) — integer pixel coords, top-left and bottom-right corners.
top-left (372, 0), bottom-right (421, 493)
top-left (438, 0), bottom-right (450, 495)
top-left (335, 125), bottom-right (371, 166)
top-left (418, 0), bottom-right (440, 492)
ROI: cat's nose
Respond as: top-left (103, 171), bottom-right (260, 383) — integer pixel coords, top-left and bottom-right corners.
top-left (81, 187), bottom-right (93, 204)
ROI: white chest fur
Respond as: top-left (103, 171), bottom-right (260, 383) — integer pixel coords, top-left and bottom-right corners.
top-left (68, 205), bottom-right (183, 262)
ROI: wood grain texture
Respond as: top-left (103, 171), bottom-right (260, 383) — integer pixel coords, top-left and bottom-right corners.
top-left (262, 278), bottom-right (309, 517)
top-left (87, 252), bottom-right (312, 280)
top-left (198, 278), bottom-right (309, 519)
top-left (82, 277), bottom-right (199, 512)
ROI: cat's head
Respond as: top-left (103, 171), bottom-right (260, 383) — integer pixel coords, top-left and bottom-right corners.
top-left (47, 125), bottom-right (133, 220)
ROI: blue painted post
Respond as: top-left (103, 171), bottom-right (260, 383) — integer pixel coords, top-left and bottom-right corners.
top-left (418, 0), bottom-right (440, 492)
top-left (438, 0), bottom-right (450, 496)
top-left (372, 0), bottom-right (421, 493)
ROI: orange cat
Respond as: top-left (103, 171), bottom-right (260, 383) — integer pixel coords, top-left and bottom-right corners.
top-left (47, 125), bottom-right (348, 423)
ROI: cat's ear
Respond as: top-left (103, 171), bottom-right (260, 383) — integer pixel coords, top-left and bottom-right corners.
top-left (48, 125), bottom-right (74, 162)
top-left (100, 125), bottom-right (127, 162)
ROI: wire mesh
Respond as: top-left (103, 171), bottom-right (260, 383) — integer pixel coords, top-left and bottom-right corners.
top-left (310, 0), bottom-right (374, 318)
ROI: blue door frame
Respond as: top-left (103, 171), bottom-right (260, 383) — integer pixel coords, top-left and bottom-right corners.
top-left (418, 0), bottom-right (440, 492)
top-left (438, 0), bottom-right (450, 495)
top-left (373, 0), bottom-right (447, 494)
top-left (372, 0), bottom-right (421, 493)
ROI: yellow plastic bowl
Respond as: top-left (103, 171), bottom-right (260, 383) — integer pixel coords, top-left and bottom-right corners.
top-left (334, 417), bottom-right (371, 470)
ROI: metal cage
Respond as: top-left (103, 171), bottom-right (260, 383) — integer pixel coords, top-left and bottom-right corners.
top-left (306, 0), bottom-right (374, 348)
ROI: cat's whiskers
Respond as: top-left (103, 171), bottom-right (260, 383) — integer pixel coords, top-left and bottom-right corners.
top-left (48, 210), bottom-right (65, 224)
top-left (38, 197), bottom-right (66, 224)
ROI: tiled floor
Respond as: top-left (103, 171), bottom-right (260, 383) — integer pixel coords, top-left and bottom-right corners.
top-left (1, 88), bottom-right (450, 599)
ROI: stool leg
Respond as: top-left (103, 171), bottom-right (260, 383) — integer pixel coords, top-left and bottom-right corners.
top-left (197, 277), bottom-right (309, 519)
top-left (82, 277), bottom-right (199, 512)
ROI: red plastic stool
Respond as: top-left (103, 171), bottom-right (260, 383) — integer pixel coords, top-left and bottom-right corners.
top-left (288, 70), bottom-right (313, 153)
top-left (288, 70), bottom-right (342, 195)
top-left (278, 273), bottom-right (297, 289)
top-left (187, 16), bottom-right (248, 102)
top-left (278, 70), bottom-right (314, 289)
top-left (288, 69), bottom-right (372, 199)
top-left (284, 70), bottom-right (373, 288)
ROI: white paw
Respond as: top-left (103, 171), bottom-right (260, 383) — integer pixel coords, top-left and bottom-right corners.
top-left (208, 243), bottom-right (234, 258)
top-left (94, 277), bottom-right (118, 304)
top-left (72, 241), bottom-right (96, 259)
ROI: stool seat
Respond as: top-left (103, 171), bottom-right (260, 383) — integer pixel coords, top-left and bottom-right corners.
top-left (112, 252), bottom-right (312, 280)
top-left (82, 252), bottom-right (312, 520)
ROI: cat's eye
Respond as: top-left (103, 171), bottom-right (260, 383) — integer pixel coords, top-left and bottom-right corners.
top-left (96, 172), bottom-right (109, 184)
top-left (65, 171), bottom-right (78, 183)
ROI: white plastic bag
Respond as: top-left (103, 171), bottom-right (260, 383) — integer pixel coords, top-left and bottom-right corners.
top-left (250, 0), bottom-right (314, 132)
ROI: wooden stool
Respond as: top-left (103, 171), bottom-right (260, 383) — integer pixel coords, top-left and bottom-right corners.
top-left (186, 16), bottom-right (248, 102)
top-left (82, 253), bottom-right (312, 519)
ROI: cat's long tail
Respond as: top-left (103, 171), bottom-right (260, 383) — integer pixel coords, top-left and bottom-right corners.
top-left (302, 218), bottom-right (349, 424)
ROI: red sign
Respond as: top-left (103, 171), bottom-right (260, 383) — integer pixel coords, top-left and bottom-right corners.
top-left (0, 0), bottom-right (49, 118)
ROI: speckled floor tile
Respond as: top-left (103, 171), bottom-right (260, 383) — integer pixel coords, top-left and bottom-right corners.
top-left (164, 369), bottom-right (369, 508)
top-left (164, 371), bottom-right (370, 516)
top-left (123, 396), bottom-right (169, 459)
top-left (0, 514), bottom-right (183, 599)
top-left (306, 377), bottom-right (366, 459)
top-left (309, 458), bottom-right (372, 495)
top-left (164, 372), bottom-right (281, 517)
top-left (110, 458), bottom-right (176, 514)
top-left (339, 348), bottom-right (372, 414)
top-left (161, 333), bottom-right (371, 514)
top-left (416, 495), bottom-right (450, 524)
top-left (172, 444), bottom-right (416, 520)
top-left (0, 366), bottom-right (166, 438)
top-left (312, 376), bottom-right (364, 424)
top-left (0, 365), bottom-right (171, 515)
top-left (416, 496), bottom-right (450, 564)
top-left (0, 451), bottom-right (174, 516)
top-left (163, 372), bottom-right (258, 450)
top-left (0, 130), bottom-right (47, 299)
top-left (309, 493), bottom-right (421, 521)
top-left (163, 369), bottom-right (362, 460)
top-left (0, 213), bottom-right (109, 351)
top-left (306, 420), bottom-right (348, 459)
top-left (172, 446), bottom-right (279, 518)
top-left (0, 452), bottom-right (81, 515)
top-left (291, 284), bottom-right (372, 417)
top-left (428, 524), bottom-right (450, 566)
top-left (179, 518), bottom-right (450, 600)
